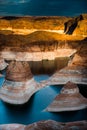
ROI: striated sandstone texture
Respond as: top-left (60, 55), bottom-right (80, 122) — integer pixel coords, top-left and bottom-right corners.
top-left (40, 66), bottom-right (87, 86)
top-left (0, 120), bottom-right (87, 130)
top-left (39, 37), bottom-right (87, 86)
top-left (0, 31), bottom-right (79, 61)
top-left (0, 14), bottom-right (87, 62)
top-left (6, 61), bottom-right (33, 81)
top-left (0, 61), bottom-right (42, 104)
top-left (0, 57), bottom-right (8, 70)
top-left (0, 15), bottom-right (87, 62)
top-left (46, 81), bottom-right (87, 112)
top-left (0, 31), bottom-right (86, 61)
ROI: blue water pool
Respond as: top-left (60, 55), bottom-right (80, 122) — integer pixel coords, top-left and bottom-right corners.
top-left (0, 74), bottom-right (87, 124)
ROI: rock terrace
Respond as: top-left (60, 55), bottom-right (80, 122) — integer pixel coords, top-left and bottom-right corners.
top-left (46, 81), bottom-right (87, 112)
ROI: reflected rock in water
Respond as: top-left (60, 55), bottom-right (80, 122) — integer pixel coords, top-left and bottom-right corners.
top-left (0, 120), bottom-right (87, 130)
top-left (46, 81), bottom-right (87, 112)
top-left (0, 61), bottom-right (42, 104)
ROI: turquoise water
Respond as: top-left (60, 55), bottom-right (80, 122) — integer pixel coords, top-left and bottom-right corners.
top-left (0, 74), bottom-right (87, 124)
top-left (0, 0), bottom-right (87, 16)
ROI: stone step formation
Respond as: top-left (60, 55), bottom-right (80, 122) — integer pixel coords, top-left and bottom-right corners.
top-left (46, 81), bottom-right (87, 112)
top-left (40, 66), bottom-right (87, 86)
top-left (0, 61), bottom-right (41, 104)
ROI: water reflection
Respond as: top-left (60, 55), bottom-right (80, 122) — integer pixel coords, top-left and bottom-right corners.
top-left (29, 57), bottom-right (69, 75)
top-left (0, 82), bottom-right (87, 124)
top-left (0, 59), bottom-right (87, 124)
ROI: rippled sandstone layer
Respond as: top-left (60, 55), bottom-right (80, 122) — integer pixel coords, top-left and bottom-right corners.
top-left (40, 66), bottom-right (87, 86)
top-left (0, 61), bottom-right (42, 104)
top-left (46, 81), bottom-right (87, 112)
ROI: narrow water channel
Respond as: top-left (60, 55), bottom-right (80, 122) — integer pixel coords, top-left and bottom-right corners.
top-left (0, 58), bottom-right (87, 124)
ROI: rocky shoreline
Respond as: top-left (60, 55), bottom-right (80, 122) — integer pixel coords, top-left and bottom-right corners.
top-left (46, 81), bottom-right (87, 112)
top-left (0, 61), bottom-right (42, 104)
top-left (0, 120), bottom-right (87, 130)
top-left (40, 66), bottom-right (87, 86)
top-left (0, 14), bottom-right (87, 126)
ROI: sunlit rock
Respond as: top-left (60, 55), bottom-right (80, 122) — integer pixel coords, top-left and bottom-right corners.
top-left (0, 61), bottom-right (41, 104)
top-left (46, 81), bottom-right (87, 112)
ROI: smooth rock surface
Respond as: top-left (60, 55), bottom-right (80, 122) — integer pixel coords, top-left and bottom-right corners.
top-left (0, 61), bottom-right (41, 104)
top-left (0, 120), bottom-right (87, 130)
top-left (46, 81), bottom-right (87, 112)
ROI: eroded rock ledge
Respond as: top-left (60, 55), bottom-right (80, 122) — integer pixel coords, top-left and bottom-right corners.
top-left (0, 61), bottom-right (42, 104)
top-left (0, 49), bottom-right (76, 61)
top-left (46, 81), bottom-right (87, 112)
top-left (40, 66), bottom-right (87, 86)
top-left (0, 120), bottom-right (87, 130)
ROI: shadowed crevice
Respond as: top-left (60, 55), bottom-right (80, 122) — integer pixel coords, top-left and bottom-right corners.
top-left (64, 15), bottom-right (83, 35)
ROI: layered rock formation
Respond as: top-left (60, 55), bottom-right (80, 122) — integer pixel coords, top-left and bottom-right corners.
top-left (0, 14), bottom-right (87, 61)
top-left (46, 81), bottom-right (87, 112)
top-left (0, 57), bottom-right (8, 70)
top-left (0, 120), bottom-right (87, 130)
top-left (39, 36), bottom-right (87, 86)
top-left (0, 61), bottom-right (41, 104)
top-left (6, 61), bottom-right (33, 82)
top-left (0, 30), bottom-right (79, 61)
top-left (40, 66), bottom-right (87, 86)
